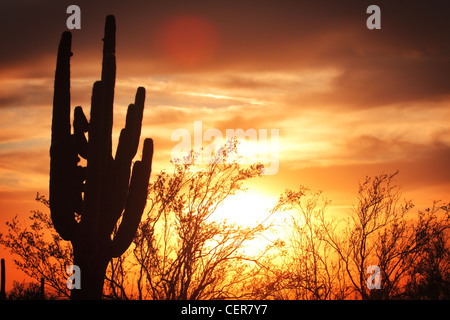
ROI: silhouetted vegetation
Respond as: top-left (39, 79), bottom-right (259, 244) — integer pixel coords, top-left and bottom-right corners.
top-left (128, 145), bottom-right (279, 300)
top-left (0, 196), bottom-right (71, 299)
top-left (49, 15), bottom-right (153, 299)
top-left (7, 279), bottom-right (48, 300)
top-left (1, 165), bottom-right (449, 299)
top-left (1, 258), bottom-right (6, 300)
top-left (261, 172), bottom-right (450, 300)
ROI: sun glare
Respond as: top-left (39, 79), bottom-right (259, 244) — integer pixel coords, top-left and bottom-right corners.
top-left (212, 191), bottom-right (277, 228)
top-left (209, 190), bottom-right (281, 256)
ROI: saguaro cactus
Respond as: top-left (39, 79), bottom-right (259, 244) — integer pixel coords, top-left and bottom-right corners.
top-left (50, 15), bottom-right (153, 299)
top-left (40, 278), bottom-right (45, 300)
top-left (0, 258), bottom-right (6, 300)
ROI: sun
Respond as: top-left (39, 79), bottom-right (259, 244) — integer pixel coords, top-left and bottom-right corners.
top-left (212, 190), bottom-right (278, 228)
top-left (209, 190), bottom-right (281, 256)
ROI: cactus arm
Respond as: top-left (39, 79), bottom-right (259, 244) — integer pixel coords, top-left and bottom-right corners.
top-left (50, 31), bottom-right (79, 241)
top-left (73, 106), bottom-right (88, 159)
top-left (131, 86), bottom-right (146, 154)
top-left (104, 105), bottom-right (137, 233)
top-left (104, 87), bottom-right (147, 233)
top-left (111, 138), bottom-right (153, 258)
top-left (72, 106), bottom-right (88, 216)
top-left (115, 87), bottom-right (146, 162)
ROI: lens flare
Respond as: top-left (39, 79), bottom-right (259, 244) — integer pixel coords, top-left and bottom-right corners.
top-left (157, 15), bottom-right (218, 67)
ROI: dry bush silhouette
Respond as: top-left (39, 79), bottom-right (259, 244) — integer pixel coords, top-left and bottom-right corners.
top-left (130, 143), bottom-right (279, 300)
top-left (0, 195), bottom-right (71, 298)
top-left (1, 171), bottom-right (448, 299)
top-left (272, 172), bottom-right (450, 300)
top-left (265, 187), bottom-right (348, 300)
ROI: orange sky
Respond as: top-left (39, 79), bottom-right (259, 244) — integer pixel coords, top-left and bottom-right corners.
top-left (0, 0), bottom-right (449, 291)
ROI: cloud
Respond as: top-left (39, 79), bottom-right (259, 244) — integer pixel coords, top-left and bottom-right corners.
top-left (275, 142), bottom-right (450, 210)
top-left (0, 77), bottom-right (54, 110)
top-left (0, 147), bottom-right (49, 190)
top-left (2, 0), bottom-right (449, 114)
top-left (1, 0), bottom-right (449, 209)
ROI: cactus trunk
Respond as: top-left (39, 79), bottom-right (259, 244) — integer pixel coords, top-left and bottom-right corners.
top-left (50, 15), bottom-right (153, 300)
top-left (71, 249), bottom-right (109, 300)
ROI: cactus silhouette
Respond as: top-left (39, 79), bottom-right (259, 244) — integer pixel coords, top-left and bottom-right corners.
top-left (50, 15), bottom-right (153, 299)
top-left (1, 258), bottom-right (6, 300)
top-left (40, 278), bottom-right (45, 300)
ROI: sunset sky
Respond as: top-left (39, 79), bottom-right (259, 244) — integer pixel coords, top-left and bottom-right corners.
top-left (0, 0), bottom-right (449, 290)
